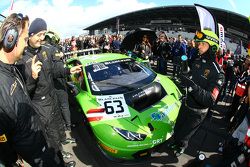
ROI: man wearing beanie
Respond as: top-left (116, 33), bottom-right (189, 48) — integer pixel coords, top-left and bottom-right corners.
top-left (29, 18), bottom-right (47, 36)
top-left (17, 18), bottom-right (81, 167)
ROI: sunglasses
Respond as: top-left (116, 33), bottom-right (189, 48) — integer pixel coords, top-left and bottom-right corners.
top-left (194, 31), bottom-right (218, 44)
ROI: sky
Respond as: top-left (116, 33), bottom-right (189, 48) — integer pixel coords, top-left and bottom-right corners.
top-left (0, 0), bottom-right (249, 38)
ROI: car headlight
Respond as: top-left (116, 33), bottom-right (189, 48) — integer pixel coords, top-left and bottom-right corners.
top-left (113, 127), bottom-right (147, 141)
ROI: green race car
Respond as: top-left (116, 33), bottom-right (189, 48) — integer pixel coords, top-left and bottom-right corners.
top-left (66, 53), bottom-right (182, 161)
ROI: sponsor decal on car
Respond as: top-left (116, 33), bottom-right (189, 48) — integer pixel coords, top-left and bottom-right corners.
top-left (151, 112), bottom-right (165, 121)
top-left (152, 138), bottom-right (163, 145)
top-left (93, 63), bottom-right (109, 72)
top-left (87, 94), bottom-right (131, 121)
top-left (127, 143), bottom-right (150, 148)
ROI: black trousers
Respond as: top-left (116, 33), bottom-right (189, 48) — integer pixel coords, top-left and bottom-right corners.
top-left (157, 57), bottom-right (167, 75)
top-left (33, 95), bottom-right (66, 152)
top-left (173, 104), bottom-right (207, 149)
top-left (55, 89), bottom-right (71, 126)
top-left (227, 94), bottom-right (241, 121)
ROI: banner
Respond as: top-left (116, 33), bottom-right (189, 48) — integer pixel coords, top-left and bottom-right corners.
top-left (194, 4), bottom-right (218, 35)
top-left (10, 0), bottom-right (14, 11)
top-left (218, 23), bottom-right (225, 50)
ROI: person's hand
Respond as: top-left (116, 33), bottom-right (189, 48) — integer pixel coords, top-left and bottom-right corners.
top-left (179, 74), bottom-right (196, 88)
top-left (70, 65), bottom-right (82, 74)
top-left (31, 55), bottom-right (42, 80)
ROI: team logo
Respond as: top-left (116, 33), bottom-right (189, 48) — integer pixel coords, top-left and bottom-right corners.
top-left (42, 51), bottom-right (48, 60)
top-left (204, 69), bottom-right (210, 78)
top-left (0, 134), bottom-right (7, 142)
top-left (55, 51), bottom-right (63, 58)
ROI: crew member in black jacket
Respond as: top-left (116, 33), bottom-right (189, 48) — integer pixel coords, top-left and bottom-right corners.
top-left (17, 18), bottom-right (81, 165)
top-left (0, 13), bottom-right (65, 166)
top-left (169, 29), bottom-right (225, 156)
top-left (44, 32), bottom-right (74, 131)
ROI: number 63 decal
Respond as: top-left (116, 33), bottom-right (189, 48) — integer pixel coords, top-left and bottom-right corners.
top-left (96, 94), bottom-right (130, 119)
top-left (104, 100), bottom-right (124, 114)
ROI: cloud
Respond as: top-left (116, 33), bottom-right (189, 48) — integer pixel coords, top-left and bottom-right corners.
top-left (3, 0), bottom-right (156, 38)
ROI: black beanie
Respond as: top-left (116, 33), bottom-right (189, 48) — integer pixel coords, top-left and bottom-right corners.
top-left (29, 18), bottom-right (47, 36)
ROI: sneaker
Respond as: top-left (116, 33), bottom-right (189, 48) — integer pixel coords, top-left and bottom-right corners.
top-left (61, 151), bottom-right (73, 159)
top-left (62, 138), bottom-right (76, 145)
top-left (65, 161), bottom-right (76, 167)
top-left (174, 147), bottom-right (185, 157)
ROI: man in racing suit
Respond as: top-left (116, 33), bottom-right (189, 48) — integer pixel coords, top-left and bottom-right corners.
top-left (17, 18), bottom-right (81, 165)
top-left (169, 29), bottom-right (225, 156)
top-left (0, 13), bottom-right (65, 166)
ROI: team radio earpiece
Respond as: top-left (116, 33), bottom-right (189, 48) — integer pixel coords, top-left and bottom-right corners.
top-left (2, 26), bottom-right (19, 52)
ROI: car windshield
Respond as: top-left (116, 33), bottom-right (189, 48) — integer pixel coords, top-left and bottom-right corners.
top-left (85, 58), bottom-right (156, 95)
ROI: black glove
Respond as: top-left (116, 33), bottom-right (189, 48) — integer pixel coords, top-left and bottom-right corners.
top-left (179, 74), bottom-right (196, 88)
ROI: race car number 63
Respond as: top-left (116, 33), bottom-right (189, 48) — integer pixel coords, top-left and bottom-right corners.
top-left (104, 100), bottom-right (124, 114)
top-left (96, 94), bottom-right (131, 119)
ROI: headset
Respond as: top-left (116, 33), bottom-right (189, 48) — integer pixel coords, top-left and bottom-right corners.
top-left (0, 13), bottom-right (23, 52)
top-left (2, 26), bottom-right (19, 52)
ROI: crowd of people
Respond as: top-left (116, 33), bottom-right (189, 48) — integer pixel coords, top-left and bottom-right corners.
top-left (0, 12), bottom-right (249, 167)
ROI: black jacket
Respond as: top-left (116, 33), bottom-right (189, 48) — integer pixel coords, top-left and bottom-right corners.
top-left (18, 44), bottom-right (70, 96)
top-left (17, 44), bottom-right (70, 119)
top-left (186, 51), bottom-right (225, 109)
top-left (45, 43), bottom-right (68, 91)
top-left (154, 41), bottom-right (172, 59)
top-left (0, 61), bottom-right (46, 165)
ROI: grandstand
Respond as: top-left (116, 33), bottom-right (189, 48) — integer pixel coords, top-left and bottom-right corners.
top-left (84, 5), bottom-right (249, 55)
